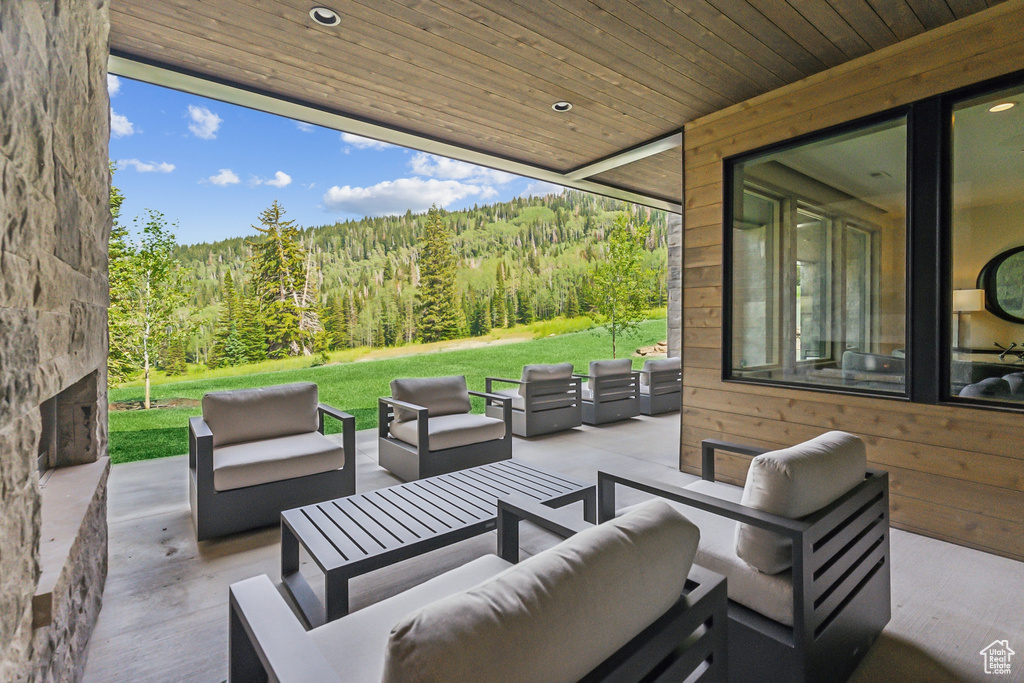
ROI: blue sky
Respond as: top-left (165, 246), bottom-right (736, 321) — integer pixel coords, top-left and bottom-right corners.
top-left (107, 75), bottom-right (562, 245)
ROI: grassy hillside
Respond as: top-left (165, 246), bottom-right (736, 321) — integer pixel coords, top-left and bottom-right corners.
top-left (108, 318), bottom-right (667, 464)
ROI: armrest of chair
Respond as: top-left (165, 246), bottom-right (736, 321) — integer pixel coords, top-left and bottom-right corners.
top-left (469, 390), bottom-right (513, 438)
top-left (496, 494), bottom-right (593, 562)
top-left (699, 438), bottom-right (771, 482)
top-left (377, 397), bottom-right (429, 443)
top-left (485, 377), bottom-right (522, 394)
top-left (318, 403), bottom-right (356, 477)
top-left (229, 575), bottom-right (339, 683)
top-left (596, 470), bottom-right (806, 539)
top-left (189, 417), bottom-right (214, 486)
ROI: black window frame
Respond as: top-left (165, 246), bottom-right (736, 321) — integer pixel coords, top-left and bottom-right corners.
top-left (722, 106), bottom-right (914, 401)
top-left (721, 67), bottom-right (1024, 414)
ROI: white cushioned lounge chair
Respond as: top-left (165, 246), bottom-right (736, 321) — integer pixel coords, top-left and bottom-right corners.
top-left (575, 359), bottom-right (641, 425)
top-left (378, 375), bottom-right (512, 481)
top-left (189, 382), bottom-right (356, 541)
top-left (485, 363), bottom-right (582, 437)
top-left (598, 431), bottom-right (890, 683)
top-left (638, 357), bottom-right (682, 415)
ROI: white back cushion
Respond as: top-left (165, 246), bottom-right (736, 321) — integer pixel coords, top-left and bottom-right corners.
top-left (587, 359), bottom-right (633, 396)
top-left (518, 363), bottom-right (574, 397)
top-left (382, 500), bottom-right (699, 683)
top-left (390, 376), bottom-right (471, 423)
top-left (640, 357), bottom-right (681, 386)
top-left (202, 383), bottom-right (319, 448)
top-left (735, 431), bottom-right (866, 574)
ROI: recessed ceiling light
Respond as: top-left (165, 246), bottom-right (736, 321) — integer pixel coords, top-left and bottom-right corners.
top-left (551, 101), bottom-right (573, 113)
top-left (309, 7), bottom-right (341, 27)
top-left (989, 102), bottom-right (1016, 113)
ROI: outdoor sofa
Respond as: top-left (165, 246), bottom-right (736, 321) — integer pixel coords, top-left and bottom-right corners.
top-left (485, 362), bottom-right (583, 437)
top-left (228, 498), bottom-right (728, 682)
top-left (638, 357), bottom-right (682, 415)
top-left (598, 431), bottom-right (890, 683)
top-left (378, 375), bottom-right (512, 480)
top-left (576, 359), bottom-right (641, 425)
top-left (189, 382), bottom-right (356, 541)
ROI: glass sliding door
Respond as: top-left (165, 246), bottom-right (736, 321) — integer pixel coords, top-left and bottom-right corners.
top-left (949, 84), bottom-right (1024, 404)
top-left (726, 116), bottom-right (908, 393)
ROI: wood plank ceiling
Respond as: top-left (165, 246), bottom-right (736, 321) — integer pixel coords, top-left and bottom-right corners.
top-left (108, 0), bottom-right (1001, 207)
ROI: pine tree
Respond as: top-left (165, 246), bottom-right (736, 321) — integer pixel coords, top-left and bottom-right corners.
top-left (107, 168), bottom-right (137, 384)
top-left (330, 296), bottom-right (349, 350)
top-left (566, 286), bottom-right (581, 318)
top-left (238, 292), bottom-right (267, 363)
top-left (346, 293), bottom-right (359, 348)
top-left (416, 206), bottom-right (459, 342)
top-left (516, 288), bottom-right (536, 324)
top-left (248, 201), bottom-right (321, 357)
top-left (492, 261), bottom-right (508, 328)
top-left (208, 270), bottom-right (240, 368)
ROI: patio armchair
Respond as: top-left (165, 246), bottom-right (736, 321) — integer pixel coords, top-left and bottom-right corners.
top-left (638, 357), bottom-right (682, 415)
top-left (575, 359), bottom-right (641, 425)
top-left (189, 382), bottom-right (355, 541)
top-left (378, 375), bottom-right (512, 481)
top-left (598, 431), bottom-right (890, 683)
top-left (485, 362), bottom-right (582, 437)
top-left (228, 499), bottom-right (728, 683)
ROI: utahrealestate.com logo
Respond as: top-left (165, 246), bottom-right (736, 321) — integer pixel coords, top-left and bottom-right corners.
top-left (980, 640), bottom-right (1015, 675)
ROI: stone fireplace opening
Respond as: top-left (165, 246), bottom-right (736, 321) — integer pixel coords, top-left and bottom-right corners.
top-left (37, 371), bottom-right (100, 476)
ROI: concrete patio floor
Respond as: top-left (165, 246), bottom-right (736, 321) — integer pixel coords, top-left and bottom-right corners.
top-left (82, 414), bottom-right (1024, 682)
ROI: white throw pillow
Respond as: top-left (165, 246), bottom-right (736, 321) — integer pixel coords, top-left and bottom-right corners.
top-left (518, 363), bottom-right (574, 397)
top-left (382, 500), bottom-right (699, 683)
top-left (735, 431), bottom-right (866, 574)
top-left (640, 357), bottom-right (680, 386)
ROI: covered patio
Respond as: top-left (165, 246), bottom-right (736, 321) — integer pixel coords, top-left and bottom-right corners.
top-left (84, 418), bottom-right (1024, 682)
top-left (4, 0), bottom-right (1024, 681)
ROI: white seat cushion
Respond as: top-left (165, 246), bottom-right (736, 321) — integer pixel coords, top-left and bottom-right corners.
top-left (390, 413), bottom-right (506, 451)
top-left (390, 376), bottom-right (471, 422)
top-left (383, 500), bottom-right (699, 683)
top-left (203, 382), bottom-right (319, 448)
top-left (493, 388), bottom-right (525, 411)
top-left (639, 383), bottom-right (651, 395)
top-left (212, 431), bottom-right (344, 492)
top-left (581, 385), bottom-right (593, 401)
top-left (737, 431), bottom-right (866, 574)
top-left (310, 555), bottom-right (512, 682)
top-left (623, 480), bottom-right (795, 626)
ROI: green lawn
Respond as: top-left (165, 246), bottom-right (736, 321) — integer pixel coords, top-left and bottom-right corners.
top-left (108, 319), bottom-right (667, 464)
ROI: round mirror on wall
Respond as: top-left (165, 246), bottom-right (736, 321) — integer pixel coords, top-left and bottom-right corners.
top-left (978, 245), bottom-right (1024, 323)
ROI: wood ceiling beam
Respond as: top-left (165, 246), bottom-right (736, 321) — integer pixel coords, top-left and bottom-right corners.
top-left (565, 132), bottom-right (683, 181)
top-left (108, 53), bottom-right (683, 213)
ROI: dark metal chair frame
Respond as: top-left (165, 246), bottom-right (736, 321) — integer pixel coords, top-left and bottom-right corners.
top-left (484, 375), bottom-right (583, 437)
top-left (189, 403), bottom-right (356, 542)
top-left (575, 370), bottom-right (641, 425)
top-left (377, 391), bottom-right (512, 481)
top-left (639, 367), bottom-right (683, 415)
top-left (229, 495), bottom-right (728, 683)
top-left (597, 439), bottom-right (890, 683)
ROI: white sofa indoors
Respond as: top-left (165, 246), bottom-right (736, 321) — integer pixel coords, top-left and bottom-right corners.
top-left (378, 375), bottom-right (512, 481)
top-left (485, 362), bottom-right (583, 437)
top-left (638, 357), bottom-right (682, 415)
top-left (189, 382), bottom-right (355, 541)
top-left (576, 359), bottom-right (641, 425)
top-left (228, 499), bottom-right (728, 683)
top-left (599, 431), bottom-right (891, 683)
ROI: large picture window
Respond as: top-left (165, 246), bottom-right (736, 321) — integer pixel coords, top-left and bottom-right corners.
top-left (726, 117), bottom-right (908, 394)
top-left (949, 84), bottom-right (1024, 406)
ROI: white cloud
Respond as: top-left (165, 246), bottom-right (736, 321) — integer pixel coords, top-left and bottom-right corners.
top-left (303, 182), bottom-right (317, 190)
top-left (340, 132), bottom-right (392, 150)
top-left (408, 153), bottom-right (516, 185)
top-left (295, 121), bottom-right (315, 132)
top-left (110, 109), bottom-right (134, 138)
top-left (520, 180), bottom-right (566, 198)
top-left (250, 171), bottom-right (292, 188)
top-left (205, 168), bottom-right (240, 186)
top-left (107, 74), bottom-right (121, 97)
top-left (187, 105), bottom-right (222, 139)
top-left (117, 159), bottom-right (175, 174)
top-left (322, 178), bottom-right (487, 216)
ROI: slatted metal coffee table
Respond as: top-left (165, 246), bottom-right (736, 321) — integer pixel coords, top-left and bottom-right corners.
top-left (280, 459), bottom-right (595, 626)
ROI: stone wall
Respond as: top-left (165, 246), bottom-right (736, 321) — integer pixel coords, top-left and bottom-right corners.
top-left (0, 1), bottom-right (111, 680)
top-left (666, 212), bottom-right (682, 359)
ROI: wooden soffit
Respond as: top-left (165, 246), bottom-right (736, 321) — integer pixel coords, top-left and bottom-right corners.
top-left (108, 0), bottom-right (1002, 212)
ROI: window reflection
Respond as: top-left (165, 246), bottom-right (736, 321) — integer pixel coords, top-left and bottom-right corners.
top-left (728, 118), bottom-right (907, 393)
